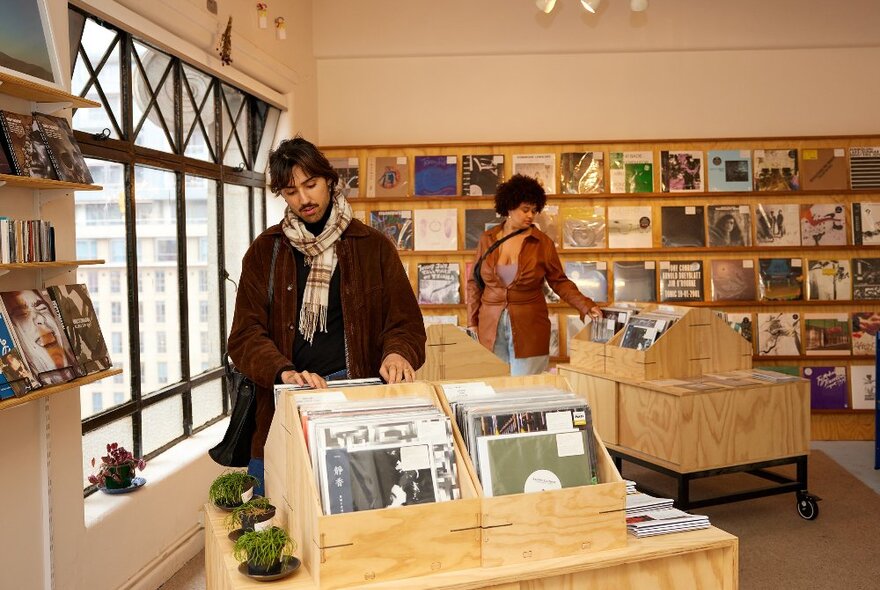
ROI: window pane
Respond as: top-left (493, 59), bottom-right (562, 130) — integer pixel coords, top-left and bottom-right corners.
top-left (142, 396), bottom-right (183, 455)
top-left (182, 64), bottom-right (216, 162)
top-left (253, 188), bottom-right (266, 236)
top-left (223, 184), bottom-right (251, 338)
top-left (82, 418), bottom-right (133, 488)
top-left (77, 160), bottom-right (130, 419)
top-left (72, 19), bottom-right (121, 138)
top-left (192, 379), bottom-right (223, 428)
top-left (253, 106), bottom-right (281, 174)
top-left (187, 176), bottom-right (221, 374)
top-left (136, 166), bottom-right (182, 393)
top-left (131, 41), bottom-right (175, 153)
top-left (221, 84), bottom-right (246, 168)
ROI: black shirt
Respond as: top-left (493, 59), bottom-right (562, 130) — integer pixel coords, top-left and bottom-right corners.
top-left (290, 205), bottom-right (346, 377)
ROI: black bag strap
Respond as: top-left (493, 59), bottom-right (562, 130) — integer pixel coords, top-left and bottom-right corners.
top-left (224, 237), bottom-right (282, 376)
top-left (472, 226), bottom-right (528, 290)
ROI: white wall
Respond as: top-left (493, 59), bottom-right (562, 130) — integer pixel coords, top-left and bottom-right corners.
top-left (313, 0), bottom-right (880, 145)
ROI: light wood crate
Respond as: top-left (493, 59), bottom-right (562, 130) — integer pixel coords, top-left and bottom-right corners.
top-left (416, 324), bottom-right (509, 381)
top-left (267, 382), bottom-right (482, 590)
top-left (433, 374), bottom-right (627, 567)
top-left (601, 305), bottom-right (752, 381)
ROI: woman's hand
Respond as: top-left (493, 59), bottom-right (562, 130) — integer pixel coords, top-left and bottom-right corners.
top-left (581, 305), bottom-right (603, 322)
top-left (280, 370), bottom-right (327, 389)
top-left (380, 353), bottom-right (416, 384)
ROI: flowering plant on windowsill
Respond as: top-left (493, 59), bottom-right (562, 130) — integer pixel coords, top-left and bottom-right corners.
top-left (88, 442), bottom-right (146, 487)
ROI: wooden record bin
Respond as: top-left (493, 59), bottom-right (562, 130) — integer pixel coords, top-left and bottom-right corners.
top-left (571, 304), bottom-right (753, 381)
top-left (264, 382), bottom-right (482, 590)
top-left (433, 373), bottom-right (627, 568)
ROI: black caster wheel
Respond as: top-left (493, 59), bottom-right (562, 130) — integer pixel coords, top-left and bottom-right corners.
top-left (796, 492), bottom-right (820, 521)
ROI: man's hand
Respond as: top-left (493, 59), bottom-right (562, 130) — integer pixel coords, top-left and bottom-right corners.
top-left (380, 353), bottom-right (415, 384)
top-left (280, 370), bottom-right (327, 389)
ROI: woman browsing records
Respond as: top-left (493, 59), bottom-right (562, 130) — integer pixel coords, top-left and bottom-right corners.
top-left (466, 175), bottom-right (601, 376)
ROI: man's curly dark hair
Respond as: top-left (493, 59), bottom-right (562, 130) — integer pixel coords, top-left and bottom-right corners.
top-left (494, 174), bottom-right (547, 216)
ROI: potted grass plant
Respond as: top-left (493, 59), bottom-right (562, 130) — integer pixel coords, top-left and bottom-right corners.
top-left (226, 496), bottom-right (276, 532)
top-left (87, 442), bottom-right (146, 490)
top-left (233, 526), bottom-right (295, 576)
top-left (209, 470), bottom-right (259, 509)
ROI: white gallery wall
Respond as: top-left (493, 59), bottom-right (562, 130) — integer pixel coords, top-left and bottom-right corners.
top-left (313, 0), bottom-right (880, 145)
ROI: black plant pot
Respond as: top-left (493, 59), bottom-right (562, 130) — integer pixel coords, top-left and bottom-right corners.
top-left (247, 557), bottom-right (283, 576)
top-left (240, 506), bottom-right (276, 532)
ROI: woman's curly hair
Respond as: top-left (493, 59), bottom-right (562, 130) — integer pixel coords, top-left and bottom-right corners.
top-left (494, 174), bottom-right (547, 216)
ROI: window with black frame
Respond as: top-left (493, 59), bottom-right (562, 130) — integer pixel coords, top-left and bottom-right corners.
top-left (67, 7), bottom-right (280, 492)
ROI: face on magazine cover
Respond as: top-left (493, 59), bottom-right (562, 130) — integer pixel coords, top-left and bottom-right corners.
top-left (5, 291), bottom-right (73, 374)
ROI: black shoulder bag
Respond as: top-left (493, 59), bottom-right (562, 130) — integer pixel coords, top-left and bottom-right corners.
top-left (209, 237), bottom-right (282, 467)
top-left (472, 227), bottom-right (528, 290)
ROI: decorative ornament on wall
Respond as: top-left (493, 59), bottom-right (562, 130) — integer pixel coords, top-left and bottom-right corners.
top-left (275, 16), bottom-right (287, 40)
top-left (216, 16), bottom-right (233, 66)
top-left (257, 3), bottom-right (268, 29)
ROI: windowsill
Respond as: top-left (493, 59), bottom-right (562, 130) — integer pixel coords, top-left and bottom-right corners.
top-left (84, 419), bottom-right (228, 527)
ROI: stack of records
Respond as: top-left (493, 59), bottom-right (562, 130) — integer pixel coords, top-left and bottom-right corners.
top-left (591, 304), bottom-right (642, 343)
top-left (442, 383), bottom-right (601, 497)
top-left (289, 392), bottom-right (461, 515)
top-left (625, 492), bottom-right (674, 515)
top-left (618, 308), bottom-right (685, 351)
top-left (626, 508), bottom-right (711, 538)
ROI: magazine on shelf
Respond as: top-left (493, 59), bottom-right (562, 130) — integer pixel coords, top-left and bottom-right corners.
top-left (561, 205), bottom-right (606, 249)
top-left (852, 202), bottom-right (880, 246)
top-left (658, 260), bottom-right (703, 302)
top-left (803, 313), bottom-right (850, 356)
top-left (0, 308), bottom-right (40, 399)
top-left (758, 258), bottom-right (804, 301)
top-left (660, 206), bottom-right (706, 247)
top-left (660, 150), bottom-right (703, 192)
top-left (328, 157), bottom-right (359, 198)
top-left (852, 258), bottom-right (880, 300)
top-left (417, 262), bottom-right (461, 304)
top-left (707, 149), bottom-right (752, 192)
top-left (757, 312), bottom-right (801, 356)
top-left (0, 136), bottom-right (11, 174)
top-left (413, 208), bottom-right (457, 251)
top-left (851, 311), bottom-right (880, 355)
top-left (0, 110), bottom-right (57, 179)
top-left (707, 204), bottom-right (751, 247)
top-left (800, 204), bottom-right (846, 246)
top-left (755, 203), bottom-right (800, 246)
top-left (370, 209), bottom-right (414, 250)
top-left (849, 365), bottom-right (876, 410)
top-left (414, 155), bottom-right (457, 196)
top-left (807, 259), bottom-right (851, 301)
top-left (464, 209), bottom-right (502, 249)
top-left (477, 429), bottom-right (595, 497)
top-left (462, 154), bottom-right (503, 196)
top-left (800, 147), bottom-right (848, 191)
top-left (559, 151), bottom-right (604, 194)
top-left (612, 261), bottom-right (656, 302)
top-left (610, 151), bottom-right (653, 193)
top-left (33, 113), bottom-right (94, 184)
top-left (709, 259), bottom-right (756, 301)
top-left (753, 148), bottom-right (799, 191)
top-left (46, 284), bottom-right (111, 375)
top-left (366, 155), bottom-right (409, 198)
top-left (564, 261), bottom-right (608, 302)
top-left (803, 366), bottom-right (848, 410)
top-left (625, 492), bottom-right (674, 515)
top-left (849, 147), bottom-right (880, 190)
top-left (626, 508), bottom-right (710, 538)
top-left (0, 290), bottom-right (81, 385)
top-left (607, 206), bottom-right (652, 249)
top-left (512, 153), bottom-right (556, 194)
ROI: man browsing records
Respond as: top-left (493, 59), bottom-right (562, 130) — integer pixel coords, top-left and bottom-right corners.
top-left (227, 136), bottom-right (426, 495)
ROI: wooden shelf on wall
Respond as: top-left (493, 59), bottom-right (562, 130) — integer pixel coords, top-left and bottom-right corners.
top-left (0, 259), bottom-right (104, 272)
top-left (0, 173), bottom-right (101, 191)
top-left (0, 369), bottom-right (123, 413)
top-left (0, 72), bottom-right (100, 109)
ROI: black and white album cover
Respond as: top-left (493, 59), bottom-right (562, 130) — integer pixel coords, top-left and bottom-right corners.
top-left (853, 258), bottom-right (880, 300)
top-left (418, 262), bottom-right (461, 304)
top-left (807, 259), bottom-right (851, 301)
top-left (757, 312), bottom-right (801, 356)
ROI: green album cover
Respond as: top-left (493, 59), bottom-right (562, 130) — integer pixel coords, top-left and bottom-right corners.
top-left (477, 430), bottom-right (593, 497)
